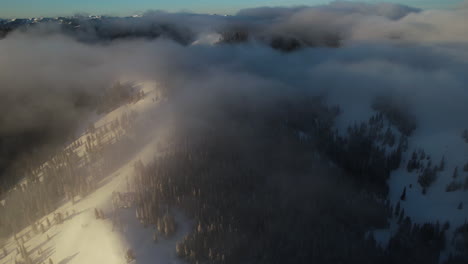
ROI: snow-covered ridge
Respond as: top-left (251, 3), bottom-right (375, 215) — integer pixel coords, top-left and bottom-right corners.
top-left (0, 82), bottom-right (190, 264)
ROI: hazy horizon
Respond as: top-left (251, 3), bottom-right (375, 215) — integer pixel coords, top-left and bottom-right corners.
top-left (0, 0), bottom-right (463, 19)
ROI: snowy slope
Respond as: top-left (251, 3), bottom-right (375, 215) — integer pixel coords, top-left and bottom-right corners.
top-left (387, 130), bottom-right (468, 261)
top-left (335, 106), bottom-right (468, 260)
top-left (0, 81), bottom-right (190, 264)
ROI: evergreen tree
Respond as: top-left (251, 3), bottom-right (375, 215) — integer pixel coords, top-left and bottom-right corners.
top-left (446, 181), bottom-right (463, 192)
top-left (453, 166), bottom-right (459, 179)
top-left (400, 187), bottom-right (407, 201)
top-left (438, 156), bottom-right (445, 171)
top-left (94, 208), bottom-right (100, 219)
top-left (395, 202), bottom-right (400, 217)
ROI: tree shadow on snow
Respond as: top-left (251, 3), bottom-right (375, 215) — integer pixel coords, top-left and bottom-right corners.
top-left (26, 231), bottom-right (59, 253)
top-left (33, 245), bottom-right (56, 264)
top-left (58, 252), bottom-right (79, 264)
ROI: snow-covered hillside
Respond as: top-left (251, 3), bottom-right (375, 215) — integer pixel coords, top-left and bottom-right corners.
top-left (0, 82), bottom-right (191, 264)
top-left (336, 107), bottom-right (468, 261)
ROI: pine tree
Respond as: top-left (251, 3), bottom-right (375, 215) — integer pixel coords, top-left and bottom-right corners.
top-left (445, 181), bottom-right (462, 192)
top-left (438, 156), bottom-right (445, 171)
top-left (400, 187), bottom-right (407, 201)
top-left (452, 166), bottom-right (459, 179)
top-left (395, 201), bottom-right (401, 216)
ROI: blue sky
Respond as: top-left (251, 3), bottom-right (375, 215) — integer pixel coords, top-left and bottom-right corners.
top-left (0, 0), bottom-right (463, 18)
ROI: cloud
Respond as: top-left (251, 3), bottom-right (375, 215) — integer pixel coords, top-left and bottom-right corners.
top-left (237, 1), bottom-right (420, 20)
top-left (1, 1), bottom-right (468, 192)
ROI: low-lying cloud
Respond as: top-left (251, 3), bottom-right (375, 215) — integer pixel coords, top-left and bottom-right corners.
top-left (1, 0), bottom-right (468, 190)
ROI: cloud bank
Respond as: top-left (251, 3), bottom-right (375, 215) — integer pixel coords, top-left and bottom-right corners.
top-left (0, 1), bottom-right (468, 201)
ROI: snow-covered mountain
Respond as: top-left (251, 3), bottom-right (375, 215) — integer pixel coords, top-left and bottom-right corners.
top-left (1, 2), bottom-right (468, 263)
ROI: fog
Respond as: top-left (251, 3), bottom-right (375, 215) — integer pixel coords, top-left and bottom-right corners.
top-left (0, 0), bottom-right (468, 198)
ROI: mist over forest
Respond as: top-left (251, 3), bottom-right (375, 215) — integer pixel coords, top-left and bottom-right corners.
top-left (0, 1), bottom-right (468, 264)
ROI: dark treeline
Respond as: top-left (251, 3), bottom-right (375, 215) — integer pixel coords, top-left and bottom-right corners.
top-left (444, 222), bottom-right (468, 263)
top-left (448, 131), bottom-right (468, 192)
top-left (1, 15), bottom-right (343, 52)
top-left (96, 82), bottom-right (145, 114)
top-left (372, 96), bottom-right (417, 137)
top-left (319, 112), bottom-right (407, 197)
top-left (406, 149), bottom-right (446, 194)
top-left (218, 28), bottom-right (342, 52)
top-left (0, 16), bottom-right (340, 51)
top-left (387, 219), bottom-right (447, 263)
top-left (0, 16), bottom-right (196, 45)
top-left (130, 93), bottom-right (449, 263)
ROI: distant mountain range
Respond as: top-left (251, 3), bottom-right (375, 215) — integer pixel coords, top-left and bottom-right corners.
top-left (0, 15), bottom-right (197, 44)
top-left (0, 1), bottom-right (422, 50)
